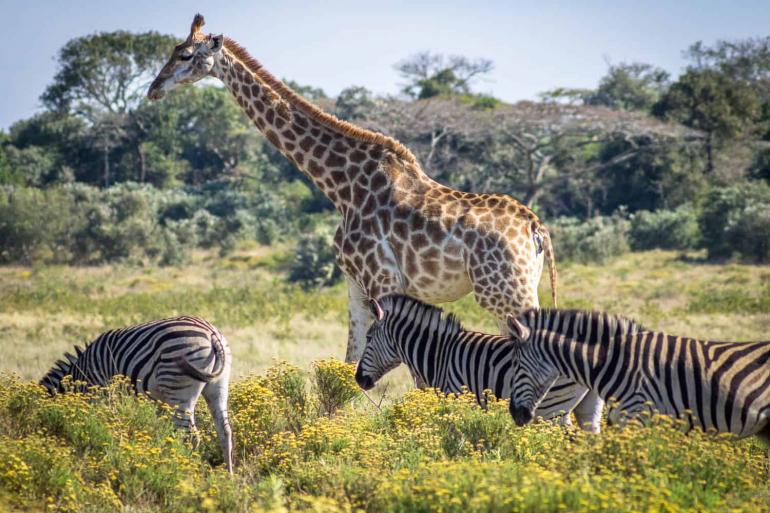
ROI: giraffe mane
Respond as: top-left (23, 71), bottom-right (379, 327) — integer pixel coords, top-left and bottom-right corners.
top-left (520, 308), bottom-right (646, 338)
top-left (221, 38), bottom-right (419, 165)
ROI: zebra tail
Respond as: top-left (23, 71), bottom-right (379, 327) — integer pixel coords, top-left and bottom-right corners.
top-left (174, 332), bottom-right (226, 382)
top-left (542, 224), bottom-right (558, 308)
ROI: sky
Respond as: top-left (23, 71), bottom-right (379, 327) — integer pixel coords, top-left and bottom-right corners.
top-left (1, 0), bottom-right (769, 130)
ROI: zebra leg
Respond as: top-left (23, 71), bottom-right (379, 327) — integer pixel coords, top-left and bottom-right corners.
top-left (572, 391), bottom-right (605, 433)
top-left (172, 406), bottom-right (200, 448)
top-left (202, 378), bottom-right (233, 474)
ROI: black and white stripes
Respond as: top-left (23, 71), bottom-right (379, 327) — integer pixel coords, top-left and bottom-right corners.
top-left (40, 316), bottom-right (234, 472)
top-left (356, 295), bottom-right (604, 431)
top-left (507, 308), bottom-right (770, 441)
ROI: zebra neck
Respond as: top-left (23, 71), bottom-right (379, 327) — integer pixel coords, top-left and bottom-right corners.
top-left (398, 327), bottom-right (453, 388)
top-left (542, 332), bottom-right (603, 389)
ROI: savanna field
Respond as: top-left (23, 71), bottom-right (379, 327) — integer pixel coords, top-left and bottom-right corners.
top-left (1, 247), bottom-right (770, 512)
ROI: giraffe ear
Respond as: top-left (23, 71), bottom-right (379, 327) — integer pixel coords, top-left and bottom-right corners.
top-left (506, 315), bottom-right (530, 341)
top-left (209, 34), bottom-right (224, 53)
top-left (369, 299), bottom-right (385, 321)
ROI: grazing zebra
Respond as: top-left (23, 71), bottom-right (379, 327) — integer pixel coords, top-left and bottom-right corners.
top-left (506, 308), bottom-right (770, 441)
top-left (40, 316), bottom-right (233, 473)
top-left (355, 295), bottom-right (605, 431)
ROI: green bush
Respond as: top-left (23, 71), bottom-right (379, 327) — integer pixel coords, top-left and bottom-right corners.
top-left (699, 183), bottom-right (770, 262)
top-left (549, 214), bottom-right (630, 264)
top-left (0, 183), bottom-right (293, 265)
top-left (288, 223), bottom-right (343, 289)
top-left (629, 205), bottom-right (701, 251)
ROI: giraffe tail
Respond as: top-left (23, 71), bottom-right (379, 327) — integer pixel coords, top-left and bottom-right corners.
top-left (541, 224), bottom-right (558, 308)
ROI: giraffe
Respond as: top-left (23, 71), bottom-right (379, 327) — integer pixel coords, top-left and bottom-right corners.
top-left (147, 14), bottom-right (558, 363)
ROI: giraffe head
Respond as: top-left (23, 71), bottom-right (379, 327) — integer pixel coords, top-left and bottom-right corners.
top-left (147, 14), bottom-right (224, 101)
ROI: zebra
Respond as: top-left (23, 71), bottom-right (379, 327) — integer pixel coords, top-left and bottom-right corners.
top-left (40, 316), bottom-right (233, 473)
top-left (354, 294), bottom-right (605, 432)
top-left (506, 308), bottom-right (770, 442)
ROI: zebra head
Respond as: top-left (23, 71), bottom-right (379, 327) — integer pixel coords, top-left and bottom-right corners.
top-left (507, 315), bottom-right (560, 426)
top-left (355, 297), bottom-right (403, 391)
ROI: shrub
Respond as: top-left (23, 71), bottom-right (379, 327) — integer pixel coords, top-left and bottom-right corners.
top-left (311, 359), bottom-right (360, 416)
top-left (288, 223), bottom-right (343, 289)
top-left (548, 214), bottom-right (630, 264)
top-left (699, 183), bottom-right (770, 262)
top-left (2, 363), bottom-right (769, 512)
top-left (0, 183), bottom-right (292, 265)
top-left (629, 205), bottom-right (701, 251)
top-left (0, 186), bottom-right (84, 263)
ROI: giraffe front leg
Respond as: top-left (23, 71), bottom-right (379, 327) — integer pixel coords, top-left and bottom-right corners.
top-left (345, 278), bottom-right (373, 363)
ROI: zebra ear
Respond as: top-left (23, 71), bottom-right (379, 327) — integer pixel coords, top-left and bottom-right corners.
top-left (506, 315), bottom-right (530, 341)
top-left (369, 299), bottom-right (385, 321)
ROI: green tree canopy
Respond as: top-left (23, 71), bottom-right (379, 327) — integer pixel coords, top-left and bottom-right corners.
top-left (396, 52), bottom-right (494, 99)
top-left (586, 62), bottom-right (669, 111)
top-left (653, 69), bottom-right (758, 171)
top-left (41, 31), bottom-right (177, 117)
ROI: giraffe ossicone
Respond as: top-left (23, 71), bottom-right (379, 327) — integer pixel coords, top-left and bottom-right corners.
top-left (147, 14), bottom-right (558, 363)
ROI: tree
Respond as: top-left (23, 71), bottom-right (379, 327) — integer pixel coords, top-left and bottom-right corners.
top-left (42, 31), bottom-right (177, 116)
top-left (40, 31), bottom-right (177, 187)
top-left (335, 86), bottom-right (376, 120)
top-left (653, 69), bottom-right (758, 172)
top-left (283, 80), bottom-right (328, 101)
top-left (586, 62), bottom-right (669, 111)
top-left (686, 38), bottom-right (770, 99)
top-left (396, 52), bottom-right (494, 99)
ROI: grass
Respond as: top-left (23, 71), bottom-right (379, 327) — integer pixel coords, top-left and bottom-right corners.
top-left (0, 248), bottom-right (769, 511)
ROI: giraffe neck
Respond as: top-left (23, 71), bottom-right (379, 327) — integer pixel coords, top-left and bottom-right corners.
top-left (211, 40), bottom-right (425, 213)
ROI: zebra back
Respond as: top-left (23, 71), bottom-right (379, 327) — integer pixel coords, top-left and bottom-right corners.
top-left (40, 316), bottom-right (226, 394)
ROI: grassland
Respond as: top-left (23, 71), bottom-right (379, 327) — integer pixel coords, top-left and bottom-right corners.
top-left (1, 248), bottom-right (769, 512)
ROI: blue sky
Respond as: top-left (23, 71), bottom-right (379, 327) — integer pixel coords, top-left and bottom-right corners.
top-left (1, 0), bottom-right (769, 129)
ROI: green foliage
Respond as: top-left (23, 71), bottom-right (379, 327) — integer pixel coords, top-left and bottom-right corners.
top-left (0, 183), bottom-right (293, 265)
top-left (42, 31), bottom-right (177, 115)
top-left (586, 62), bottom-right (669, 111)
top-left (396, 52), bottom-right (494, 99)
top-left (748, 146), bottom-right (770, 182)
top-left (699, 183), bottom-right (770, 262)
top-left (549, 215), bottom-right (630, 263)
top-left (288, 223), bottom-right (343, 289)
top-left (335, 86), bottom-right (375, 120)
top-left (629, 206), bottom-right (701, 251)
top-left (654, 69), bottom-right (758, 140)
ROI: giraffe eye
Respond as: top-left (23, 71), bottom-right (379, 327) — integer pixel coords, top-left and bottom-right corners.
top-left (179, 51), bottom-right (194, 61)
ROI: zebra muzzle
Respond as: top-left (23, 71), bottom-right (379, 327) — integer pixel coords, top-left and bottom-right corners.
top-left (354, 367), bottom-right (375, 391)
top-left (509, 403), bottom-right (534, 426)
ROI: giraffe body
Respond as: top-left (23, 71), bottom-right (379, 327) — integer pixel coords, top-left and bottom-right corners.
top-left (148, 15), bottom-right (557, 362)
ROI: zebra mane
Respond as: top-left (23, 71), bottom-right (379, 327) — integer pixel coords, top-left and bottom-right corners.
top-left (520, 308), bottom-right (646, 339)
top-left (39, 343), bottom-right (88, 393)
top-left (378, 294), bottom-right (464, 336)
